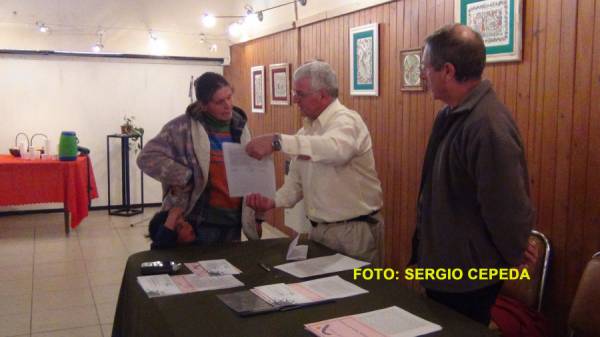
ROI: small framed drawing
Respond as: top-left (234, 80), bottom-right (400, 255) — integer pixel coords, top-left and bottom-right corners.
top-left (350, 23), bottom-right (379, 96)
top-left (400, 48), bottom-right (424, 91)
top-left (269, 63), bottom-right (291, 105)
top-left (250, 65), bottom-right (265, 113)
top-left (455, 0), bottom-right (523, 63)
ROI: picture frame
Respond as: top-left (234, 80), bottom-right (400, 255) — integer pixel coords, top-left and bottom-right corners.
top-left (455, 0), bottom-right (523, 63)
top-left (269, 63), bottom-right (291, 105)
top-left (350, 23), bottom-right (379, 96)
top-left (250, 65), bottom-right (265, 113)
top-left (400, 48), bottom-right (424, 91)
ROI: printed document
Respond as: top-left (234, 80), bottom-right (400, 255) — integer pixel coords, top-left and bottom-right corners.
top-left (185, 259), bottom-right (242, 277)
top-left (251, 276), bottom-right (367, 306)
top-left (137, 274), bottom-right (244, 297)
top-left (305, 306), bottom-right (442, 337)
top-left (222, 142), bottom-right (276, 198)
top-left (275, 253), bottom-right (370, 278)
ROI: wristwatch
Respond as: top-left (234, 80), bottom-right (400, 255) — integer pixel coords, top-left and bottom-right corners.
top-left (272, 134), bottom-right (282, 151)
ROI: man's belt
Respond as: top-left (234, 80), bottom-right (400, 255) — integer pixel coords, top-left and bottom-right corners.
top-left (309, 210), bottom-right (380, 227)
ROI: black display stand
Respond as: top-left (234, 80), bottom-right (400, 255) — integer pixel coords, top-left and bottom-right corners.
top-left (107, 134), bottom-right (144, 216)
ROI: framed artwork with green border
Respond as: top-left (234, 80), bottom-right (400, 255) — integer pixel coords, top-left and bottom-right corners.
top-left (455, 0), bottom-right (522, 63)
top-left (350, 23), bottom-right (379, 96)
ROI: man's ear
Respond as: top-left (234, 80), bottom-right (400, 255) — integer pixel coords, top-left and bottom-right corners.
top-left (443, 62), bottom-right (456, 81)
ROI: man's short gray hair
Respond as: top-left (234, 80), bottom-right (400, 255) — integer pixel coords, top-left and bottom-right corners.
top-left (293, 60), bottom-right (339, 98)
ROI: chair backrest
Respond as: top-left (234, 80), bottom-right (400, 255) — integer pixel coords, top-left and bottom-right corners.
top-left (499, 229), bottom-right (551, 311)
top-left (568, 252), bottom-right (600, 337)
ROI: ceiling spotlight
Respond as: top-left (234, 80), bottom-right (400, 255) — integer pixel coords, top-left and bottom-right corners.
top-left (92, 43), bottom-right (103, 53)
top-left (209, 44), bottom-right (218, 52)
top-left (36, 21), bottom-right (49, 33)
top-left (202, 13), bottom-right (216, 28)
top-left (148, 30), bottom-right (158, 41)
top-left (244, 12), bottom-right (260, 27)
top-left (199, 33), bottom-right (206, 44)
top-left (228, 21), bottom-right (242, 38)
top-left (92, 30), bottom-right (104, 52)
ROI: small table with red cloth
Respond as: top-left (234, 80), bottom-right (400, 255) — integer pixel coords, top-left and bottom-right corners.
top-left (0, 154), bottom-right (99, 234)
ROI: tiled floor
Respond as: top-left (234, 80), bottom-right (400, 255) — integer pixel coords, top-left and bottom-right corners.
top-left (0, 207), bottom-right (287, 337)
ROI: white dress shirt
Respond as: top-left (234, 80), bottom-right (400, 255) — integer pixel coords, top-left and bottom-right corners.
top-left (275, 99), bottom-right (383, 223)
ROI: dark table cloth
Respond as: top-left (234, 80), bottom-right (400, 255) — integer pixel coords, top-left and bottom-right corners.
top-left (113, 238), bottom-right (498, 337)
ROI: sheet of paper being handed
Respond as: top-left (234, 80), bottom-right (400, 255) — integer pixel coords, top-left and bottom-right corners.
top-left (287, 234), bottom-right (308, 261)
top-left (222, 142), bottom-right (276, 199)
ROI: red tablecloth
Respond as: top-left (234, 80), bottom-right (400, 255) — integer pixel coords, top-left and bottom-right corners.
top-left (0, 155), bottom-right (99, 229)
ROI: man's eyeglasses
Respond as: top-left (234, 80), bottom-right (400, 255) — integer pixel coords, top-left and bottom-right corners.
top-left (292, 90), bottom-right (316, 98)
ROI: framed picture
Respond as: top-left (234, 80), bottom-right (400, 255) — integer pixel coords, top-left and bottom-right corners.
top-left (250, 65), bottom-right (265, 113)
top-left (269, 63), bottom-right (291, 105)
top-left (455, 0), bottom-right (523, 63)
top-left (350, 23), bottom-right (379, 96)
top-left (400, 48), bottom-right (424, 91)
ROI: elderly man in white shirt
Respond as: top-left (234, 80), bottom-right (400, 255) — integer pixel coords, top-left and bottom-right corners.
top-left (245, 60), bottom-right (384, 264)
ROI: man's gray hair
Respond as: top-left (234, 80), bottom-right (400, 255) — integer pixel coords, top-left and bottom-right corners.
top-left (293, 60), bottom-right (339, 98)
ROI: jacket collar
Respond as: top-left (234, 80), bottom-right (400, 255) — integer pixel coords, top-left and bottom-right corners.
top-left (449, 79), bottom-right (492, 115)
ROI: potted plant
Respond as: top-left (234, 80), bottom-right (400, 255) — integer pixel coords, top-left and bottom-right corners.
top-left (121, 115), bottom-right (144, 153)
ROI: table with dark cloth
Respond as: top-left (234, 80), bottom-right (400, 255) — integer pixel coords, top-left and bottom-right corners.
top-left (113, 238), bottom-right (498, 337)
top-left (0, 154), bottom-right (98, 233)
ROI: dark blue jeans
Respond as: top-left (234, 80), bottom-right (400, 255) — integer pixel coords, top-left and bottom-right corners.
top-left (425, 281), bottom-right (503, 325)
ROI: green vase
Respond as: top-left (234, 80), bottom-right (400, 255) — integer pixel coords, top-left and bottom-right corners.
top-left (58, 131), bottom-right (78, 161)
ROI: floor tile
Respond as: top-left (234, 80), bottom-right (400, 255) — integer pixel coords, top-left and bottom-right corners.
top-left (33, 259), bottom-right (87, 278)
top-left (0, 313), bottom-right (30, 336)
top-left (96, 302), bottom-right (117, 324)
top-left (31, 305), bottom-right (99, 333)
top-left (0, 294), bottom-right (31, 316)
top-left (91, 284), bottom-right (120, 304)
top-left (33, 287), bottom-right (94, 312)
top-left (101, 324), bottom-right (113, 337)
top-left (31, 325), bottom-right (103, 337)
top-left (33, 274), bottom-right (89, 293)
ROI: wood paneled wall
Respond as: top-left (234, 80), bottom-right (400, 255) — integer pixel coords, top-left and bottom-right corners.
top-left (224, 0), bottom-right (600, 334)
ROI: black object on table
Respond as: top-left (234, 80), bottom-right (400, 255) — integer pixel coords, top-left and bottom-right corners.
top-left (106, 134), bottom-right (144, 216)
top-left (112, 238), bottom-right (499, 337)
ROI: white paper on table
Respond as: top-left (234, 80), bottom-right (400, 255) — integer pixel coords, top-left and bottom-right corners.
top-left (286, 234), bottom-right (308, 261)
top-left (222, 142), bottom-right (276, 198)
top-left (196, 259), bottom-right (242, 276)
top-left (275, 253), bottom-right (370, 278)
top-left (137, 274), bottom-right (181, 298)
top-left (305, 306), bottom-right (442, 337)
top-left (296, 275), bottom-right (368, 300)
top-left (171, 274), bottom-right (244, 293)
top-left (184, 262), bottom-right (210, 277)
top-left (251, 283), bottom-right (318, 306)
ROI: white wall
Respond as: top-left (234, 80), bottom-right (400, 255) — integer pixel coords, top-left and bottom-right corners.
top-left (0, 54), bottom-right (222, 211)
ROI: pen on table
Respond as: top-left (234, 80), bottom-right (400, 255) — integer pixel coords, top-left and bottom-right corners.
top-left (258, 262), bottom-right (271, 272)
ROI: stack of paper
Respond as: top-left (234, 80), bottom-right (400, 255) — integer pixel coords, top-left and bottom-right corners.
top-left (218, 275), bottom-right (367, 316)
top-left (137, 259), bottom-right (244, 298)
top-left (184, 259), bottom-right (242, 277)
top-left (137, 274), bottom-right (244, 298)
top-left (305, 306), bottom-right (442, 337)
top-left (275, 253), bottom-right (370, 278)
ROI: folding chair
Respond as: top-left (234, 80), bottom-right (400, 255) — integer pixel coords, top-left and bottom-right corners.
top-left (499, 229), bottom-right (551, 311)
top-left (568, 252), bottom-right (600, 337)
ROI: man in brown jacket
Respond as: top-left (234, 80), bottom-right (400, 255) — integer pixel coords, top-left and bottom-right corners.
top-left (411, 24), bottom-right (534, 325)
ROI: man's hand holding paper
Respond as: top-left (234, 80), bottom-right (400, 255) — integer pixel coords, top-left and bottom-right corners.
top-left (222, 142), bottom-right (276, 199)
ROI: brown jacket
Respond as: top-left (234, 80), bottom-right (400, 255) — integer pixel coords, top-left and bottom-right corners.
top-left (412, 80), bottom-right (534, 292)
